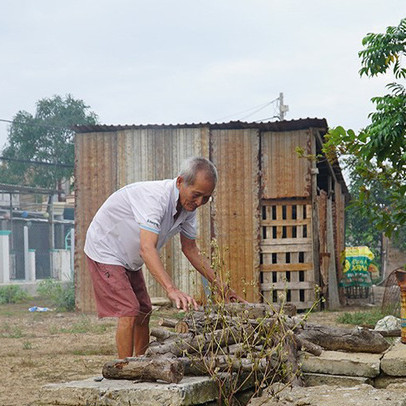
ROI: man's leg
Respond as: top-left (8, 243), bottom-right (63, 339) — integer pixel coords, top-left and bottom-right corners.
top-left (116, 315), bottom-right (150, 357)
top-left (116, 316), bottom-right (136, 358)
top-left (133, 318), bottom-right (150, 355)
top-left (127, 269), bottom-right (153, 356)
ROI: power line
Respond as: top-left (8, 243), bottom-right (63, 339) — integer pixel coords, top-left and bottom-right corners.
top-left (0, 156), bottom-right (73, 168)
top-left (213, 99), bottom-right (279, 122)
top-left (212, 94), bottom-right (288, 122)
top-left (240, 101), bottom-right (276, 120)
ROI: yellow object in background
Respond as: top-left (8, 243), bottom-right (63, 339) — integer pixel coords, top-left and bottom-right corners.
top-left (340, 246), bottom-right (376, 287)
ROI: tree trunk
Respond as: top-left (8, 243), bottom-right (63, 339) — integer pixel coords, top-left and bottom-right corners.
top-left (102, 356), bottom-right (184, 384)
top-left (326, 197), bottom-right (340, 309)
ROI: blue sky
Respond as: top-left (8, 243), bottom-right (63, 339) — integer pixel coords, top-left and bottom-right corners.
top-left (0, 0), bottom-right (404, 149)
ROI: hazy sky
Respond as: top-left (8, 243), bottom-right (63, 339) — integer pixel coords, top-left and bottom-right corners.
top-left (0, 1), bottom-right (404, 150)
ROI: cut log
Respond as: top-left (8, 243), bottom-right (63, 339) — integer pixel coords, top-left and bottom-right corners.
top-left (283, 332), bottom-right (304, 387)
top-left (179, 355), bottom-right (273, 375)
top-left (158, 318), bottom-right (178, 328)
top-left (102, 356), bottom-right (184, 383)
top-left (176, 310), bottom-right (295, 337)
top-left (294, 335), bottom-right (323, 356)
top-left (179, 355), bottom-right (303, 387)
top-left (374, 329), bottom-right (401, 337)
top-left (175, 321), bottom-right (190, 334)
top-left (150, 327), bottom-right (176, 342)
top-left (297, 323), bottom-right (390, 353)
top-left (212, 303), bottom-right (296, 318)
top-left (146, 327), bottom-right (246, 357)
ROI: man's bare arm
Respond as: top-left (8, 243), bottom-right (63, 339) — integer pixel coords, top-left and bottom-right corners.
top-left (140, 229), bottom-right (198, 310)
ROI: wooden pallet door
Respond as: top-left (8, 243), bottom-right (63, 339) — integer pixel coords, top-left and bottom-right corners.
top-left (260, 199), bottom-right (315, 310)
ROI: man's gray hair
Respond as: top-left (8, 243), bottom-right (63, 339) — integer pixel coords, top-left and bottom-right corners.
top-left (179, 157), bottom-right (218, 186)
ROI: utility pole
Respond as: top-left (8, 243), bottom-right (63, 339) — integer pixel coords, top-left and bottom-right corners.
top-left (278, 92), bottom-right (289, 121)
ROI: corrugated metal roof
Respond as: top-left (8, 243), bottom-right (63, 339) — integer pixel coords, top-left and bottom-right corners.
top-left (74, 118), bottom-right (328, 134)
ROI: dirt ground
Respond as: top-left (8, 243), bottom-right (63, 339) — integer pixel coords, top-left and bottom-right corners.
top-left (0, 299), bottom-right (376, 406)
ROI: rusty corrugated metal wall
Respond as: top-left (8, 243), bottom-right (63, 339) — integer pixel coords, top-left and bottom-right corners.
top-left (261, 130), bottom-right (312, 199)
top-left (211, 128), bottom-right (261, 302)
top-left (75, 132), bottom-right (118, 313)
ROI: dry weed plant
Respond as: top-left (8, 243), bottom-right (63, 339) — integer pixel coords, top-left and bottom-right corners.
top-left (179, 239), bottom-right (320, 406)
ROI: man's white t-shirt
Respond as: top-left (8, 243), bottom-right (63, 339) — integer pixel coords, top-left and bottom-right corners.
top-left (84, 178), bottom-right (197, 271)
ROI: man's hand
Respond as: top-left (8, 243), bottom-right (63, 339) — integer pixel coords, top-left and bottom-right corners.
top-left (225, 288), bottom-right (248, 304)
top-left (167, 287), bottom-right (199, 311)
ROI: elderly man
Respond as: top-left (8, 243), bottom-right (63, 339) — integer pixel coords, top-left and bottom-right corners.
top-left (84, 157), bottom-right (243, 358)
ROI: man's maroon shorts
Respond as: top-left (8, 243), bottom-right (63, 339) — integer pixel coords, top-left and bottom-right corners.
top-left (86, 255), bottom-right (152, 321)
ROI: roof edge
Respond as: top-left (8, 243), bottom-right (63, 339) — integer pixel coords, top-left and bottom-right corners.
top-left (74, 118), bottom-right (328, 134)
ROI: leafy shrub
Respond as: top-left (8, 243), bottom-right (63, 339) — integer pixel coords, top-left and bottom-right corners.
top-left (37, 279), bottom-right (75, 311)
top-left (0, 285), bottom-right (30, 304)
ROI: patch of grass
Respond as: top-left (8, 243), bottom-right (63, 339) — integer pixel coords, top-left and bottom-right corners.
top-left (23, 341), bottom-right (33, 350)
top-left (36, 279), bottom-right (75, 311)
top-left (52, 317), bottom-right (114, 335)
top-left (336, 309), bottom-right (387, 327)
top-left (19, 357), bottom-right (36, 368)
top-left (0, 285), bottom-right (31, 304)
top-left (71, 346), bottom-right (115, 356)
top-left (0, 322), bottom-right (25, 338)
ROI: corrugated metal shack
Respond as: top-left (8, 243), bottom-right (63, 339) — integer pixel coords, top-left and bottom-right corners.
top-left (74, 119), bottom-right (349, 312)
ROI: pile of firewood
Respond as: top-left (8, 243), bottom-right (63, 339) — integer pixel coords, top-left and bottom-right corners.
top-left (102, 303), bottom-right (390, 386)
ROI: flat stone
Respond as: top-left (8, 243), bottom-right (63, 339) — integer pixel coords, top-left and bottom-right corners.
top-left (300, 350), bottom-right (382, 378)
top-left (303, 372), bottom-right (372, 387)
top-left (38, 376), bottom-right (221, 406)
top-left (381, 340), bottom-right (406, 376)
top-left (374, 375), bottom-right (406, 389)
top-left (249, 383), bottom-right (406, 406)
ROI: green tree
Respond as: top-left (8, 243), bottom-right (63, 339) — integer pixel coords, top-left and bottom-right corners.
top-left (0, 94), bottom-right (98, 191)
top-left (324, 18), bottom-right (406, 238)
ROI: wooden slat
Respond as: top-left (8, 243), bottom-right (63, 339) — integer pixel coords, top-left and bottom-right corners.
top-left (261, 282), bottom-right (313, 290)
top-left (260, 263), bottom-right (313, 272)
top-left (261, 219), bottom-right (310, 226)
top-left (260, 243), bottom-right (312, 253)
top-left (262, 199), bottom-right (311, 206)
top-left (261, 238), bottom-right (311, 246)
top-left (295, 301), bottom-right (316, 310)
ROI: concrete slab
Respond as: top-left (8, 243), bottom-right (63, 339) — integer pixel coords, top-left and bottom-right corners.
top-left (38, 376), bottom-right (221, 406)
top-left (374, 375), bottom-right (406, 389)
top-left (249, 383), bottom-right (406, 406)
top-left (300, 350), bottom-right (382, 378)
top-left (381, 340), bottom-right (406, 377)
top-left (303, 372), bottom-right (372, 387)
